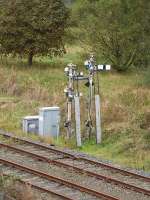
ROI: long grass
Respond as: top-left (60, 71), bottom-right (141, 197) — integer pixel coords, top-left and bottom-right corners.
top-left (0, 175), bottom-right (36, 200)
top-left (0, 46), bottom-right (150, 171)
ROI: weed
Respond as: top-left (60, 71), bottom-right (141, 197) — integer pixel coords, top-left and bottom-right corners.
top-left (0, 47), bottom-right (149, 171)
top-left (0, 175), bottom-right (36, 200)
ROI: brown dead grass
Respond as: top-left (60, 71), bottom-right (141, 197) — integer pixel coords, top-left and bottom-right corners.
top-left (3, 183), bottom-right (36, 200)
top-left (0, 68), bottom-right (22, 96)
top-left (101, 101), bottom-right (128, 124)
top-left (0, 67), bottom-right (51, 103)
top-left (23, 82), bottom-right (50, 102)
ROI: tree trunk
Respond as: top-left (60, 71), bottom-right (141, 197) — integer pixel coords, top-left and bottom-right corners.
top-left (28, 52), bottom-right (33, 66)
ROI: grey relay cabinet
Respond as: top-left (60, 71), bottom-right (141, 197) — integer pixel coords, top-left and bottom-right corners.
top-left (39, 107), bottom-right (60, 137)
top-left (22, 116), bottom-right (39, 134)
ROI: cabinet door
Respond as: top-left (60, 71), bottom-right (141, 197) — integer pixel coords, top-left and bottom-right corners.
top-left (43, 110), bottom-right (60, 137)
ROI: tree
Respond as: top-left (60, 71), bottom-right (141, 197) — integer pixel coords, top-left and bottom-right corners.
top-left (71, 0), bottom-right (150, 71)
top-left (63, 0), bottom-right (75, 6)
top-left (0, 0), bottom-right (69, 65)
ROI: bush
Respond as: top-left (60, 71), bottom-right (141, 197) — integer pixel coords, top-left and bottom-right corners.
top-left (143, 68), bottom-right (150, 87)
top-left (70, 0), bottom-right (150, 72)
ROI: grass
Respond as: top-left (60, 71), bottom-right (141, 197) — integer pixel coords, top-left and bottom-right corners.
top-left (0, 45), bottom-right (150, 171)
top-left (0, 175), bottom-right (36, 200)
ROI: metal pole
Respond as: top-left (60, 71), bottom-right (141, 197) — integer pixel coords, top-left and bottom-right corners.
top-left (66, 67), bottom-right (74, 138)
top-left (89, 75), bottom-right (93, 138)
top-left (67, 101), bottom-right (72, 139)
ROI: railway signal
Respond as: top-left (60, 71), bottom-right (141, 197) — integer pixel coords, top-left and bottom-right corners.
top-left (84, 54), bottom-right (111, 143)
top-left (64, 64), bottom-right (86, 145)
top-left (64, 55), bottom-right (111, 146)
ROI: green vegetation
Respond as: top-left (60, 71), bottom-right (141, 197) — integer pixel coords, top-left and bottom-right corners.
top-left (0, 0), bottom-right (149, 172)
top-left (0, 0), bottom-right (68, 65)
top-left (69, 0), bottom-right (150, 71)
top-left (142, 68), bottom-right (150, 87)
top-left (0, 46), bottom-right (149, 171)
top-left (0, 175), bottom-right (35, 199)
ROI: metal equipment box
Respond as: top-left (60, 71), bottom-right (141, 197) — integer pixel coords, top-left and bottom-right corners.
top-left (39, 107), bottom-right (60, 137)
top-left (22, 116), bottom-right (39, 134)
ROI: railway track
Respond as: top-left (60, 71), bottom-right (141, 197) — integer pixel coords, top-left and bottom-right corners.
top-left (0, 158), bottom-right (118, 200)
top-left (0, 131), bottom-right (150, 200)
top-left (0, 173), bottom-right (74, 200)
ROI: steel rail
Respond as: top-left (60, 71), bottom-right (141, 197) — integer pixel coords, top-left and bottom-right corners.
top-left (0, 142), bottom-right (150, 196)
top-left (0, 158), bottom-right (120, 200)
top-left (0, 131), bottom-right (150, 182)
top-left (0, 132), bottom-right (74, 158)
top-left (0, 173), bottom-right (74, 200)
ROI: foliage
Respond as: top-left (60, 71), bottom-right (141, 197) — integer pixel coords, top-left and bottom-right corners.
top-left (0, 0), bottom-right (69, 65)
top-left (142, 68), bottom-right (150, 87)
top-left (0, 50), bottom-right (150, 170)
top-left (0, 175), bottom-right (35, 200)
top-left (70, 0), bottom-right (150, 71)
top-left (63, 0), bottom-right (75, 6)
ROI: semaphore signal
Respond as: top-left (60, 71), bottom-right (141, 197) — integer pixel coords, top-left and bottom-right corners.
top-left (64, 55), bottom-right (111, 146)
